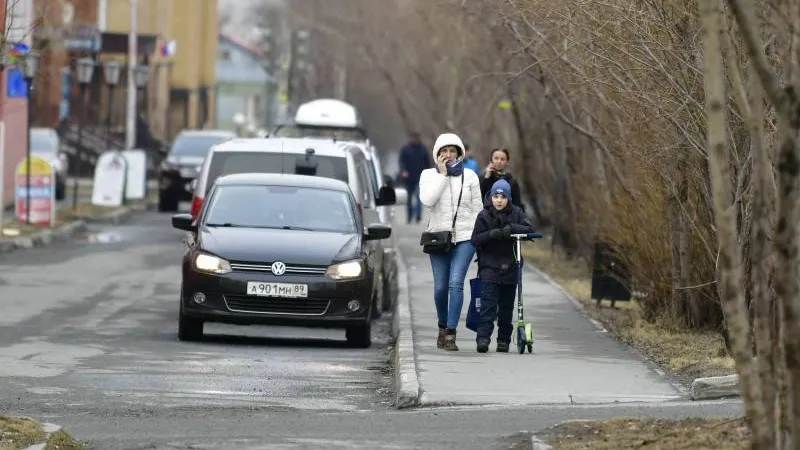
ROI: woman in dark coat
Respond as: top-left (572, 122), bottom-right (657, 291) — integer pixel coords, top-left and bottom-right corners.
top-left (479, 148), bottom-right (524, 210)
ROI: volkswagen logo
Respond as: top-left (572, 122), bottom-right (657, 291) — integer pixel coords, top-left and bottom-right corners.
top-left (270, 261), bottom-right (287, 276)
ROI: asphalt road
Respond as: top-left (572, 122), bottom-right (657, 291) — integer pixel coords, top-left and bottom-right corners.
top-left (0, 210), bottom-right (745, 449)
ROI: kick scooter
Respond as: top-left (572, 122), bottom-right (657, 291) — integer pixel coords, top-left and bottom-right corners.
top-left (511, 232), bottom-right (543, 354)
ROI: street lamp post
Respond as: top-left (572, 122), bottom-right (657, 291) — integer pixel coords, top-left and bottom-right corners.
top-left (22, 51), bottom-right (40, 225)
top-left (133, 65), bottom-right (149, 117)
top-left (103, 60), bottom-right (122, 151)
top-left (73, 58), bottom-right (96, 210)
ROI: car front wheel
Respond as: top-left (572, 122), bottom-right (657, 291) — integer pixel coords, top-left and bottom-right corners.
top-left (158, 190), bottom-right (179, 212)
top-left (178, 309), bottom-right (203, 341)
top-left (345, 322), bottom-right (372, 348)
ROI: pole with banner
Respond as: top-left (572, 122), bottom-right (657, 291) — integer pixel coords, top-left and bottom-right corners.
top-left (14, 156), bottom-right (55, 227)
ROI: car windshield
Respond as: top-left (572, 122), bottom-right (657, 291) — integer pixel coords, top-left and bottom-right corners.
top-left (205, 151), bottom-right (349, 195)
top-left (204, 184), bottom-right (357, 233)
top-left (30, 131), bottom-right (56, 155)
top-left (171, 135), bottom-right (230, 157)
top-left (272, 124), bottom-right (365, 141)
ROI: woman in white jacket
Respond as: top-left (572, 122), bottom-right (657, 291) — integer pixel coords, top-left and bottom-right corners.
top-left (419, 133), bottom-right (483, 351)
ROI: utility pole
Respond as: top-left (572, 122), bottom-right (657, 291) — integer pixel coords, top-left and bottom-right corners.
top-left (124, 0), bottom-right (138, 150)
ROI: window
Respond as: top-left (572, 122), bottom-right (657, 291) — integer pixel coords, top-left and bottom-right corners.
top-left (170, 135), bottom-right (232, 157)
top-left (205, 185), bottom-right (357, 233)
top-left (205, 151), bottom-right (349, 195)
top-left (6, 0), bottom-right (33, 46)
top-left (272, 125), bottom-right (365, 141)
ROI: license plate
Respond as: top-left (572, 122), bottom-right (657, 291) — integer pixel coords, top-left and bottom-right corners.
top-left (246, 282), bottom-right (308, 298)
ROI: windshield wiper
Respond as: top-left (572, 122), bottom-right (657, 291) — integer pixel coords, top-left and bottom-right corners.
top-left (280, 226), bottom-right (315, 231)
top-left (205, 223), bottom-right (240, 227)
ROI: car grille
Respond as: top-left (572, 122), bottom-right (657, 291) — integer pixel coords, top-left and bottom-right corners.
top-left (229, 262), bottom-right (327, 276)
top-left (224, 295), bottom-right (331, 315)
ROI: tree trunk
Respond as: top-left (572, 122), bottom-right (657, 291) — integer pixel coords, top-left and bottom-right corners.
top-left (700, 1), bottom-right (769, 448)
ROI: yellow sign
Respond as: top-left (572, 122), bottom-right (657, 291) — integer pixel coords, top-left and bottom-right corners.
top-left (498, 100), bottom-right (512, 111)
top-left (15, 156), bottom-right (53, 176)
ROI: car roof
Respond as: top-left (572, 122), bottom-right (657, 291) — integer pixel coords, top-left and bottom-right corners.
top-left (214, 172), bottom-right (351, 192)
top-left (210, 137), bottom-right (357, 158)
top-left (177, 129), bottom-right (236, 138)
top-left (294, 99), bottom-right (360, 128)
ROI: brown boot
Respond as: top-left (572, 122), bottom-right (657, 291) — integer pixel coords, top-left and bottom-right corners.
top-left (436, 324), bottom-right (446, 349)
top-left (443, 328), bottom-right (458, 351)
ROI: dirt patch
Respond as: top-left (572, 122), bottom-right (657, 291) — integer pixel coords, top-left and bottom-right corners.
top-left (541, 417), bottom-right (750, 449)
top-left (522, 236), bottom-right (734, 381)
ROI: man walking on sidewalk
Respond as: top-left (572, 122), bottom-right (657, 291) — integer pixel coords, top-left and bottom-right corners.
top-left (398, 132), bottom-right (432, 223)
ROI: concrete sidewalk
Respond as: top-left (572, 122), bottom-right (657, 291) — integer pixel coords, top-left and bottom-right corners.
top-left (393, 221), bottom-right (685, 407)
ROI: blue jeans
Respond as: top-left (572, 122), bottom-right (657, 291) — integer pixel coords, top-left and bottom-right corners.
top-left (429, 241), bottom-right (476, 329)
top-left (405, 183), bottom-right (422, 222)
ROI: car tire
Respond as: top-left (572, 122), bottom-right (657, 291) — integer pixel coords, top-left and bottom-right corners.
top-left (55, 179), bottom-right (66, 201)
top-left (178, 311), bottom-right (203, 341)
top-left (381, 270), bottom-right (395, 312)
top-left (371, 274), bottom-right (383, 320)
top-left (158, 191), bottom-right (179, 212)
top-left (346, 322), bottom-right (372, 348)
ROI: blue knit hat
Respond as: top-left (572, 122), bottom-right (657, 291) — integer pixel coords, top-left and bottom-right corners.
top-left (490, 179), bottom-right (512, 201)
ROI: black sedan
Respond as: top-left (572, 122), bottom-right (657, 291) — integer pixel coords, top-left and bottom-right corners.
top-left (171, 172), bottom-right (392, 348)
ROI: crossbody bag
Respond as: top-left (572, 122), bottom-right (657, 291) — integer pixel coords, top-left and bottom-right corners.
top-left (419, 171), bottom-right (464, 254)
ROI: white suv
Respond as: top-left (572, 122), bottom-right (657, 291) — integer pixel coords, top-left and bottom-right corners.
top-left (188, 136), bottom-right (396, 317)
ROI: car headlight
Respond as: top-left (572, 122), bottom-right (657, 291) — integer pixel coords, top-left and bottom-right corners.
top-left (326, 259), bottom-right (363, 280)
top-left (194, 253), bottom-right (232, 274)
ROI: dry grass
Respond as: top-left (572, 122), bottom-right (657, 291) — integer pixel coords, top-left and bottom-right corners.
top-left (0, 416), bottom-right (84, 450)
top-left (523, 236), bottom-right (735, 380)
top-left (44, 429), bottom-right (85, 450)
top-left (0, 416), bottom-right (46, 450)
top-left (542, 417), bottom-right (750, 450)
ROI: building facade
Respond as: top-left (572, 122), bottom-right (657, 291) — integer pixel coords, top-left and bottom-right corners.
top-left (102, 0), bottom-right (218, 140)
top-left (216, 33), bottom-right (271, 132)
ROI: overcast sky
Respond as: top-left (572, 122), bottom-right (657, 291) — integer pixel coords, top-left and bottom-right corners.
top-left (219, 0), bottom-right (284, 38)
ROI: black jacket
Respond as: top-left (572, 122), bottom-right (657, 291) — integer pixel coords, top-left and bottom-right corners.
top-left (479, 171), bottom-right (524, 210)
top-left (470, 199), bottom-right (536, 284)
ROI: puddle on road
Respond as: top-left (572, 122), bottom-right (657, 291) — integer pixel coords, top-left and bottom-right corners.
top-left (86, 231), bottom-right (123, 244)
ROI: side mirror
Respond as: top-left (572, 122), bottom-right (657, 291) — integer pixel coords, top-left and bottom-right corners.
top-left (172, 213), bottom-right (196, 231)
top-left (375, 185), bottom-right (396, 206)
top-left (364, 223), bottom-right (392, 241)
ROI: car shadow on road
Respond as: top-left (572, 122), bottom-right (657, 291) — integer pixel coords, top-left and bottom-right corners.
top-left (190, 333), bottom-right (359, 349)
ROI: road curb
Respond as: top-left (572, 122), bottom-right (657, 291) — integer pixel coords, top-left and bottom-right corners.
top-left (0, 203), bottom-right (150, 255)
top-left (393, 247), bottom-right (421, 409)
top-left (690, 374), bottom-right (740, 400)
top-left (69, 202), bottom-right (151, 225)
top-left (530, 436), bottom-right (554, 450)
top-left (0, 220), bottom-right (88, 254)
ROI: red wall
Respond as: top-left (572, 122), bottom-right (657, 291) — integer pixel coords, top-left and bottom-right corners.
top-left (2, 82), bottom-right (29, 207)
top-left (0, 0), bottom-right (32, 208)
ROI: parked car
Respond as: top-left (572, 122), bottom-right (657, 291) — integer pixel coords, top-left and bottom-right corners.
top-left (188, 137), bottom-right (396, 318)
top-left (171, 172), bottom-right (392, 347)
top-left (30, 127), bottom-right (68, 200)
top-left (158, 129), bottom-right (236, 212)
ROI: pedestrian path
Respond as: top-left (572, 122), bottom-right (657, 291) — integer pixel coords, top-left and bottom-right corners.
top-left (395, 221), bottom-right (684, 406)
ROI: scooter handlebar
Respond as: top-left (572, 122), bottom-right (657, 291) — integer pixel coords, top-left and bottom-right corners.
top-left (510, 232), bottom-right (543, 240)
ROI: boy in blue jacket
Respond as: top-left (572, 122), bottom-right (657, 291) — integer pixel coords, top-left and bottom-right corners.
top-left (470, 179), bottom-right (536, 353)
